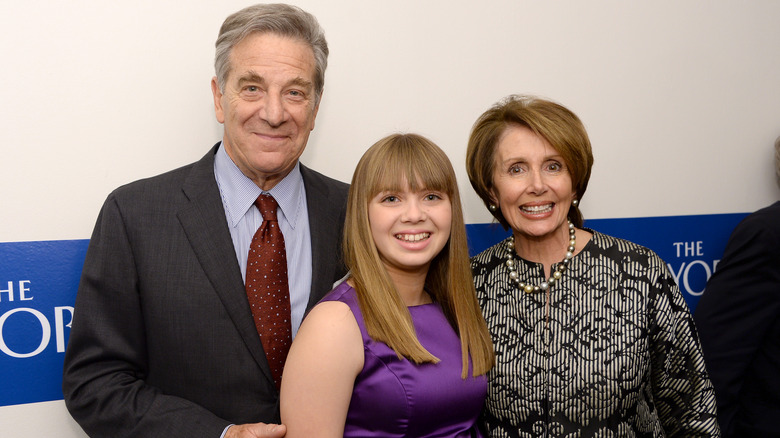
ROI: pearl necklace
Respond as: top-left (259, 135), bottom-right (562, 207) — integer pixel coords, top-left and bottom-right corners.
top-left (505, 220), bottom-right (576, 293)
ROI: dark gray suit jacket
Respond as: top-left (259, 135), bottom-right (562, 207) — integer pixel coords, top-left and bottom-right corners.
top-left (62, 144), bottom-right (349, 437)
top-left (695, 201), bottom-right (780, 437)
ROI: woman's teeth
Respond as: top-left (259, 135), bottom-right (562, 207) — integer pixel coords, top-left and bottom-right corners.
top-left (521, 204), bottom-right (553, 213)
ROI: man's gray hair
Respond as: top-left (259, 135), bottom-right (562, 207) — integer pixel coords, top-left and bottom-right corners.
top-left (214, 3), bottom-right (328, 105)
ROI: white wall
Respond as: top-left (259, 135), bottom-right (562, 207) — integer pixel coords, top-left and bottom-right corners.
top-left (1, 0), bottom-right (779, 435)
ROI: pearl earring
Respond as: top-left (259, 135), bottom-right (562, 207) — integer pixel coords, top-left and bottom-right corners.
top-left (489, 204), bottom-right (498, 212)
top-left (572, 199), bottom-right (579, 207)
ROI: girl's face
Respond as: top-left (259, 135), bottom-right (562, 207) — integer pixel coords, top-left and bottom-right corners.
top-left (368, 180), bottom-right (452, 278)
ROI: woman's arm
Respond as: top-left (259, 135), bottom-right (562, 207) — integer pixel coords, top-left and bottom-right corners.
top-left (280, 300), bottom-right (364, 438)
top-left (646, 255), bottom-right (720, 437)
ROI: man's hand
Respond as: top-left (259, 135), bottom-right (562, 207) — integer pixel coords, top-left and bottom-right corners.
top-left (225, 423), bottom-right (287, 438)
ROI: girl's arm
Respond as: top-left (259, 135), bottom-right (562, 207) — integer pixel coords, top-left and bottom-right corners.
top-left (280, 300), bottom-right (364, 438)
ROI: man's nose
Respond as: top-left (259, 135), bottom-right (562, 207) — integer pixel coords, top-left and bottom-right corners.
top-left (261, 93), bottom-right (286, 127)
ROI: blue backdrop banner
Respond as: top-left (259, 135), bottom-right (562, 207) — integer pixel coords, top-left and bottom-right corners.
top-left (0, 240), bottom-right (88, 406)
top-left (0, 212), bottom-right (748, 407)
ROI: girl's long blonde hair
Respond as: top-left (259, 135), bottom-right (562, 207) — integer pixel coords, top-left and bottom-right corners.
top-left (344, 133), bottom-right (494, 377)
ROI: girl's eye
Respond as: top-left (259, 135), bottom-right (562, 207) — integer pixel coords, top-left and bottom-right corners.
top-left (382, 195), bottom-right (398, 203)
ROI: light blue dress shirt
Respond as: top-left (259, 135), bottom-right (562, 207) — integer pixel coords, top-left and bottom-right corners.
top-left (213, 143), bottom-right (312, 339)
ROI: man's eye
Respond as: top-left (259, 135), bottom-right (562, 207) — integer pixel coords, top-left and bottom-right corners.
top-left (287, 90), bottom-right (306, 100)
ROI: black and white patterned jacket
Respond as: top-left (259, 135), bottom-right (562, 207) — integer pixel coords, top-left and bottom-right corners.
top-left (471, 230), bottom-right (720, 438)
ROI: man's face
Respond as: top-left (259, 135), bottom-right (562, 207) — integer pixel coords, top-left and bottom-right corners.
top-left (211, 32), bottom-right (320, 190)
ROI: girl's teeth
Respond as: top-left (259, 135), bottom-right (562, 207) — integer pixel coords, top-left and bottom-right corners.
top-left (396, 233), bottom-right (430, 242)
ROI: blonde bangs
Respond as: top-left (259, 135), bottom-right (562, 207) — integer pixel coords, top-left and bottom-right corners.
top-left (364, 135), bottom-right (455, 200)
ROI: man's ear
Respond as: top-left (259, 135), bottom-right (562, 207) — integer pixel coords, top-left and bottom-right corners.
top-left (310, 89), bottom-right (323, 131)
top-left (211, 77), bottom-right (225, 124)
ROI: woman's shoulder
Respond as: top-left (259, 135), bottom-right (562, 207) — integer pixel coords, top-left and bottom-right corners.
top-left (588, 229), bottom-right (659, 256)
top-left (471, 236), bottom-right (512, 266)
top-left (585, 229), bottom-right (669, 271)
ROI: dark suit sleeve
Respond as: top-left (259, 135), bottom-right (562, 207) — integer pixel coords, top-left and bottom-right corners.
top-left (694, 212), bottom-right (780, 435)
top-left (63, 194), bottom-right (229, 438)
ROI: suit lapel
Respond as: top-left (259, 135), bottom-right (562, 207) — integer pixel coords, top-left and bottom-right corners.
top-left (177, 145), bottom-right (275, 385)
top-left (301, 165), bottom-right (347, 312)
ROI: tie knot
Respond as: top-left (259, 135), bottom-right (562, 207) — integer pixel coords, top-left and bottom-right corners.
top-left (255, 194), bottom-right (278, 221)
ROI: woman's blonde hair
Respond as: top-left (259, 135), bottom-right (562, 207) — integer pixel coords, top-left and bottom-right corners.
top-left (344, 133), bottom-right (494, 377)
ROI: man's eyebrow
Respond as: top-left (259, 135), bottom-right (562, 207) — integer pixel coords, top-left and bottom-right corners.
top-left (237, 71), bottom-right (265, 86)
top-left (287, 77), bottom-right (313, 89)
top-left (235, 72), bottom-right (313, 90)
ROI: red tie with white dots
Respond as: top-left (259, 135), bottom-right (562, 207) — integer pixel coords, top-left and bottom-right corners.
top-left (245, 194), bottom-right (292, 391)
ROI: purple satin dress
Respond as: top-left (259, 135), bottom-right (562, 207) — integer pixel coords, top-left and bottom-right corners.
top-left (321, 282), bottom-right (486, 437)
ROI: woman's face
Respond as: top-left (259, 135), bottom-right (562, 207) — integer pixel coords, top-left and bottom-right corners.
top-left (491, 124), bottom-right (575, 241)
top-left (368, 181), bottom-right (452, 278)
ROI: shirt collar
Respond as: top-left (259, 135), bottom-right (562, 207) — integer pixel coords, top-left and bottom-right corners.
top-left (214, 143), bottom-right (304, 229)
